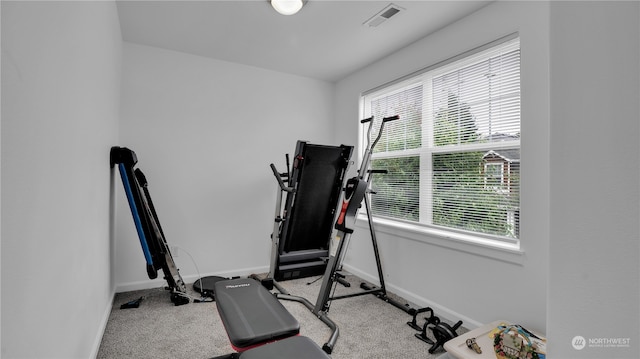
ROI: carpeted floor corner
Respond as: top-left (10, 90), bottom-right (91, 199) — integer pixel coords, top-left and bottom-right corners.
top-left (97, 273), bottom-right (465, 358)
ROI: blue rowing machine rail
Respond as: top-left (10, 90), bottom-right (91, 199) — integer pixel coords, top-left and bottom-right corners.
top-left (118, 163), bottom-right (155, 268)
top-left (110, 146), bottom-right (188, 305)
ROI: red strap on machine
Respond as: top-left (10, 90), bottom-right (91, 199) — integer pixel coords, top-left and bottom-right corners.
top-left (336, 201), bottom-right (349, 226)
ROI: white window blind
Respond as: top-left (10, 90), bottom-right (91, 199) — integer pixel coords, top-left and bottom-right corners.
top-left (362, 36), bottom-right (521, 240)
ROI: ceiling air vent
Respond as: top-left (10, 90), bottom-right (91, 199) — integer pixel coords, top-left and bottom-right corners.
top-left (363, 3), bottom-right (404, 28)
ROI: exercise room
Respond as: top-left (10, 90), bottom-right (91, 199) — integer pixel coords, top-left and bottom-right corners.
top-left (1, 1), bottom-right (638, 358)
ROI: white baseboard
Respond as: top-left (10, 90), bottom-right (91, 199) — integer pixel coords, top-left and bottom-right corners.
top-left (90, 287), bottom-right (116, 359)
top-left (114, 265), bottom-right (270, 293)
top-left (342, 264), bottom-right (483, 329)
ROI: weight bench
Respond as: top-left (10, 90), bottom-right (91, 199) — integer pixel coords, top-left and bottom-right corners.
top-left (213, 278), bottom-right (331, 358)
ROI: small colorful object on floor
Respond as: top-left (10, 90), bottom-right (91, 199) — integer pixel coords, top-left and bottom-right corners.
top-left (492, 324), bottom-right (546, 359)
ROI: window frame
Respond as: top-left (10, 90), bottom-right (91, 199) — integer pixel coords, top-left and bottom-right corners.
top-left (358, 34), bottom-right (522, 254)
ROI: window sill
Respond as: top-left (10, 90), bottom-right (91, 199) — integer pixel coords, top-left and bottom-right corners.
top-left (355, 215), bottom-right (525, 265)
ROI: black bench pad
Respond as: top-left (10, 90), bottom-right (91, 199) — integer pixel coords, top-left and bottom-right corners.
top-left (239, 336), bottom-right (330, 359)
top-left (214, 278), bottom-right (300, 350)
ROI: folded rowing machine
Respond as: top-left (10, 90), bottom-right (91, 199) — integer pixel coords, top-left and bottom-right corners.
top-left (110, 147), bottom-right (189, 306)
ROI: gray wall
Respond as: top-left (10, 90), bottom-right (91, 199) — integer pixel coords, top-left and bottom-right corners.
top-left (335, 0), bottom-right (550, 333)
top-left (1, 1), bottom-right (638, 358)
top-left (1, 1), bottom-right (122, 358)
top-left (336, 1), bottom-right (639, 358)
top-left (548, 2), bottom-right (639, 358)
top-left (115, 42), bottom-right (336, 290)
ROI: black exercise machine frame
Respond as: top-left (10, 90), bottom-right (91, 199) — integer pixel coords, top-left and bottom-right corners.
top-left (320, 116), bottom-right (414, 313)
top-left (110, 146), bottom-right (189, 306)
top-left (318, 118), bottom-right (463, 354)
top-left (312, 115), bottom-right (427, 329)
top-left (269, 141), bottom-right (354, 282)
top-left (266, 115), bottom-right (428, 354)
top-left (314, 116), bottom-right (404, 310)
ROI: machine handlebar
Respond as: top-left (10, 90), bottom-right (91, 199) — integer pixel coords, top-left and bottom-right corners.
top-left (360, 115), bottom-right (398, 124)
top-left (270, 164), bottom-right (294, 193)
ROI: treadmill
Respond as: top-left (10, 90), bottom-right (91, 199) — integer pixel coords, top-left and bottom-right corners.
top-left (269, 141), bottom-right (353, 281)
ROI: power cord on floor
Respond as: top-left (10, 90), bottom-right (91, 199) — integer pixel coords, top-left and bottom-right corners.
top-left (173, 245), bottom-right (214, 303)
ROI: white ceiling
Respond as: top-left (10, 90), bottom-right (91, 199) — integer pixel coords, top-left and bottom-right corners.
top-left (117, 1), bottom-right (492, 82)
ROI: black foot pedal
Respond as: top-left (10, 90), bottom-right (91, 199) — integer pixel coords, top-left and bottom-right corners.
top-left (407, 307), bottom-right (433, 331)
top-left (414, 309), bottom-right (440, 345)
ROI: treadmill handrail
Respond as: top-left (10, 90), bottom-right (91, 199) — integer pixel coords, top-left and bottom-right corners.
top-left (270, 163), bottom-right (294, 193)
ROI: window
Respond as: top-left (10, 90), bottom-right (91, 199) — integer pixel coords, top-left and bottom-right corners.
top-left (361, 37), bottom-right (520, 242)
top-left (484, 163), bottom-right (504, 191)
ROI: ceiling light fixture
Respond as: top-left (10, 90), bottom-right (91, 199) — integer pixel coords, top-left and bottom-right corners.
top-left (271, 0), bottom-right (306, 16)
